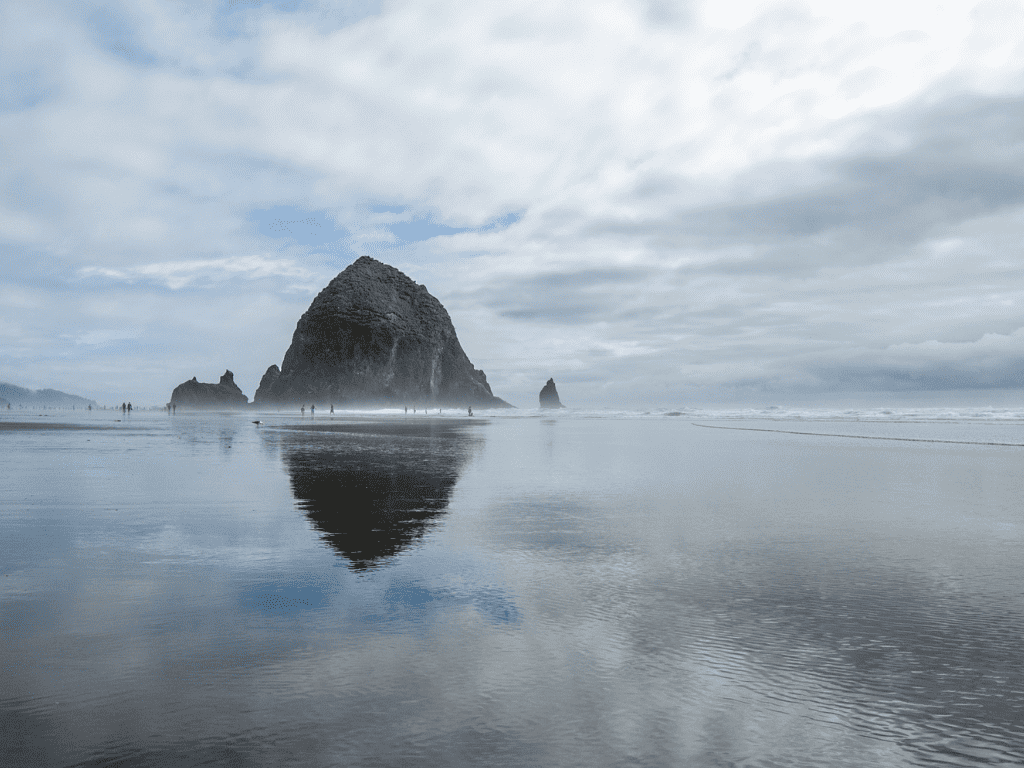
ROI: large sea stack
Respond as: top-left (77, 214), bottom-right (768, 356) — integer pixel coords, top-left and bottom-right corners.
top-left (254, 256), bottom-right (511, 408)
top-left (170, 370), bottom-right (249, 409)
top-left (539, 378), bottom-right (565, 408)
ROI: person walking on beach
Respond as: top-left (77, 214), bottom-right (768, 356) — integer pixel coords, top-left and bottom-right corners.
top-left (468, 406), bottom-right (473, 416)
top-left (310, 404), bottom-right (315, 417)
top-left (127, 402), bottom-right (132, 413)
top-left (121, 402), bottom-right (126, 414)
top-left (330, 404), bottom-right (334, 414)
top-left (301, 405), bottom-right (305, 416)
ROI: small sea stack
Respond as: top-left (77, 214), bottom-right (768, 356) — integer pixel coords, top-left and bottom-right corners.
top-left (170, 370), bottom-right (249, 409)
top-left (539, 378), bottom-right (564, 408)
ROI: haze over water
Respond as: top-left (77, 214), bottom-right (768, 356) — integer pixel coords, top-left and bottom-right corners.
top-left (2, 408), bottom-right (1022, 767)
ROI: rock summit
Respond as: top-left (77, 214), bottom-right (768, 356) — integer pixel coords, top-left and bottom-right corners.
top-left (254, 256), bottom-right (511, 408)
top-left (539, 378), bottom-right (565, 408)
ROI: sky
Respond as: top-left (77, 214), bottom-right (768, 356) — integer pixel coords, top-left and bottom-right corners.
top-left (2, 0), bottom-right (1024, 408)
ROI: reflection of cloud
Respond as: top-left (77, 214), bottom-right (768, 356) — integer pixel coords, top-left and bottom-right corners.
top-left (279, 420), bottom-right (482, 569)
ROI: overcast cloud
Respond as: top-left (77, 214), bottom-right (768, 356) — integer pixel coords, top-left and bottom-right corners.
top-left (2, 0), bottom-right (1024, 407)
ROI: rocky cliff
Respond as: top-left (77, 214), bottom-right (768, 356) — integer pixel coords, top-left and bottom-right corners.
top-left (170, 370), bottom-right (249, 408)
top-left (254, 256), bottom-right (511, 408)
top-left (539, 378), bottom-right (565, 408)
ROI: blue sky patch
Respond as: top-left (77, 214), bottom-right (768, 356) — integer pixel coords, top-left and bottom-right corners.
top-left (87, 7), bottom-right (158, 67)
top-left (0, 69), bottom-right (58, 113)
top-left (213, 0), bottom-right (382, 41)
top-left (388, 218), bottom-right (472, 243)
top-left (249, 205), bottom-right (349, 247)
top-left (377, 208), bottom-right (523, 244)
top-left (369, 204), bottom-right (408, 214)
top-left (480, 210), bottom-right (524, 230)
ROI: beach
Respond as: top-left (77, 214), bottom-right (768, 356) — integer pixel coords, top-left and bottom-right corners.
top-left (2, 408), bottom-right (1022, 766)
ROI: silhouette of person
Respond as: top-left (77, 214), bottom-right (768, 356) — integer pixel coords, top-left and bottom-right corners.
top-left (88, 404), bottom-right (92, 411)
top-left (301, 405), bottom-right (305, 416)
top-left (468, 406), bottom-right (473, 416)
top-left (127, 402), bottom-right (132, 413)
top-left (330, 404), bottom-right (334, 414)
top-left (404, 406), bottom-right (408, 414)
top-left (122, 402), bottom-right (126, 413)
top-left (311, 404), bottom-right (315, 417)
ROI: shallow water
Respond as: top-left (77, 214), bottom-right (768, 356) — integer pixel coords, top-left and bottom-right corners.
top-left (1, 409), bottom-right (1023, 767)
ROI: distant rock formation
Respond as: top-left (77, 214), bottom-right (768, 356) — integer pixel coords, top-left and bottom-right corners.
top-left (0, 382), bottom-right (97, 409)
top-left (254, 256), bottom-right (512, 408)
top-left (539, 378), bottom-right (564, 408)
top-left (170, 370), bottom-right (248, 409)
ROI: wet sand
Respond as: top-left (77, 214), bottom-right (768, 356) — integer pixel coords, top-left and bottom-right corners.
top-left (0, 421), bottom-right (116, 431)
top-left (2, 411), bottom-right (1023, 767)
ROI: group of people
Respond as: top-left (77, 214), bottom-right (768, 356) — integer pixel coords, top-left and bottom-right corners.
top-left (299, 404), bottom-right (337, 416)
top-left (121, 402), bottom-right (132, 413)
top-left (294, 403), bottom-right (474, 416)
top-left (404, 405), bottom-right (472, 416)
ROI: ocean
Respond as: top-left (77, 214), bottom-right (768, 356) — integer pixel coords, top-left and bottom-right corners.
top-left (1, 407), bottom-right (1022, 767)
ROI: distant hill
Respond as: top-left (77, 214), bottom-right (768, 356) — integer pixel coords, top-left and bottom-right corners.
top-left (0, 382), bottom-right (97, 408)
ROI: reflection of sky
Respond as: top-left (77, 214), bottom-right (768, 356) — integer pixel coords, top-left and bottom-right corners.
top-left (379, 569), bottom-right (520, 627)
top-left (3, 415), bottom-right (1024, 766)
top-left (236, 558), bottom-right (519, 630)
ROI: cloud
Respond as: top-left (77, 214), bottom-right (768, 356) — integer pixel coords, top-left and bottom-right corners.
top-left (78, 255), bottom-right (325, 290)
top-left (74, 328), bottom-right (141, 346)
top-left (4, 0), bottom-right (1024, 404)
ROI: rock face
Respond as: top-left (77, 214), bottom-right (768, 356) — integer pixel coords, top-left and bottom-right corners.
top-left (257, 364), bottom-right (281, 396)
top-left (171, 370), bottom-right (249, 408)
top-left (539, 378), bottom-right (564, 408)
top-left (254, 256), bottom-right (511, 408)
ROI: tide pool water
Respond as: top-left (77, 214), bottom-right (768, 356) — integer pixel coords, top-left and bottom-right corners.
top-left (1, 409), bottom-right (1022, 767)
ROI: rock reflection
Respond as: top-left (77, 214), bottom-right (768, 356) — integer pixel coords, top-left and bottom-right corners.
top-left (280, 420), bottom-right (480, 569)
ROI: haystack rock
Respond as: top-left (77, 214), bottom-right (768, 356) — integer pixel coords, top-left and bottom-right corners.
top-left (254, 256), bottom-right (512, 408)
top-left (539, 378), bottom-right (564, 408)
top-left (170, 370), bottom-right (248, 409)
